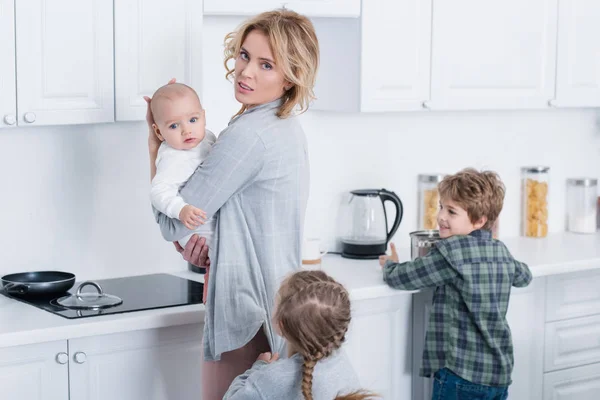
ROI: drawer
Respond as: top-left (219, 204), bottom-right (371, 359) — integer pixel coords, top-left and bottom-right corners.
top-left (545, 314), bottom-right (600, 372)
top-left (543, 362), bottom-right (600, 400)
top-left (546, 270), bottom-right (600, 322)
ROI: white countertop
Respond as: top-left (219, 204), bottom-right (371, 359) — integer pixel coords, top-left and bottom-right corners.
top-left (1, 232), bottom-right (599, 349)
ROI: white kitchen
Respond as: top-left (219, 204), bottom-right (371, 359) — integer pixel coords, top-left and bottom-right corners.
top-left (1, 1), bottom-right (600, 399)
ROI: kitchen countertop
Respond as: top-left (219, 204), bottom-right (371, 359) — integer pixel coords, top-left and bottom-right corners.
top-left (1, 232), bottom-right (599, 349)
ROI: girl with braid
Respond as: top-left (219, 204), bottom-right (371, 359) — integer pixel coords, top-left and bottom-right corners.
top-left (224, 270), bottom-right (378, 400)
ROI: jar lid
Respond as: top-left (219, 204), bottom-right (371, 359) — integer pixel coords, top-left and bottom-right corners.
top-left (418, 174), bottom-right (446, 183)
top-left (521, 166), bottom-right (550, 173)
top-left (567, 178), bottom-right (598, 187)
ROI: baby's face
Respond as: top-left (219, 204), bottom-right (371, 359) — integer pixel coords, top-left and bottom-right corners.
top-left (153, 93), bottom-right (206, 150)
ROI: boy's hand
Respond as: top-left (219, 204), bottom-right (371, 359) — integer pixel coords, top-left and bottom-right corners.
top-left (257, 352), bottom-right (280, 364)
top-left (379, 243), bottom-right (399, 268)
top-left (179, 205), bottom-right (207, 230)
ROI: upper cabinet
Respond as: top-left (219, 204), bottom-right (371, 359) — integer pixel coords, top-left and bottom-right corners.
top-left (553, 0), bottom-right (600, 107)
top-left (114, 0), bottom-right (204, 121)
top-left (0, 0), bottom-right (17, 129)
top-left (314, 0), bottom-right (432, 112)
top-left (429, 0), bottom-right (558, 110)
top-left (15, 0), bottom-right (114, 126)
top-left (203, 0), bottom-right (360, 18)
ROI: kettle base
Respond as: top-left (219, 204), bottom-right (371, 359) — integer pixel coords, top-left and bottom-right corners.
top-left (341, 241), bottom-right (387, 260)
top-left (341, 252), bottom-right (381, 260)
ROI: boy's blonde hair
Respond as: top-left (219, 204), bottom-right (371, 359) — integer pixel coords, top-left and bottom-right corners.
top-left (223, 9), bottom-right (320, 119)
top-left (275, 270), bottom-right (377, 400)
top-left (438, 168), bottom-right (505, 230)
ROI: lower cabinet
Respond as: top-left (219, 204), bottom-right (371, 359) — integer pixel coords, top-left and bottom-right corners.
top-left (543, 362), bottom-right (600, 400)
top-left (0, 323), bottom-right (203, 400)
top-left (345, 293), bottom-right (413, 400)
top-left (0, 340), bottom-right (69, 400)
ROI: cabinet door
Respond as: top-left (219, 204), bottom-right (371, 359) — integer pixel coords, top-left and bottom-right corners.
top-left (203, 0), bottom-right (360, 18)
top-left (361, 0), bottom-right (432, 112)
top-left (69, 323), bottom-right (203, 400)
top-left (15, 0), bottom-right (114, 126)
top-left (554, 0), bottom-right (600, 107)
top-left (506, 280), bottom-right (545, 400)
top-left (0, 0), bottom-right (17, 128)
top-left (114, 0), bottom-right (203, 121)
top-left (430, 0), bottom-right (558, 110)
top-left (0, 341), bottom-right (69, 400)
top-left (345, 294), bottom-right (413, 400)
top-left (412, 288), bottom-right (434, 400)
top-left (544, 362), bottom-right (600, 400)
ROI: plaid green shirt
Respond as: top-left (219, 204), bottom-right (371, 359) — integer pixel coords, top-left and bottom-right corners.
top-left (384, 230), bottom-right (532, 386)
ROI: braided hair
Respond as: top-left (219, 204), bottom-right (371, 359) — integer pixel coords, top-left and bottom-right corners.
top-left (274, 271), bottom-right (377, 400)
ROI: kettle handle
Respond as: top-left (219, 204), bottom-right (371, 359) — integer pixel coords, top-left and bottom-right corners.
top-left (379, 189), bottom-right (403, 243)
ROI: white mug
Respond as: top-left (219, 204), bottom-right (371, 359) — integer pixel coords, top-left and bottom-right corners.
top-left (302, 238), bottom-right (327, 265)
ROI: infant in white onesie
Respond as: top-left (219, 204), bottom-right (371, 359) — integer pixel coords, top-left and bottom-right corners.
top-left (149, 83), bottom-right (215, 247)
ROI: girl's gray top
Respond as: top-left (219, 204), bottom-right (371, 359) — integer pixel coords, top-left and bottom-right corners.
top-left (223, 351), bottom-right (360, 400)
top-left (153, 99), bottom-right (309, 360)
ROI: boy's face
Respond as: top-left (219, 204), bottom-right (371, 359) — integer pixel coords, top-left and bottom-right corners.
top-left (437, 197), bottom-right (487, 238)
top-left (152, 93), bottom-right (206, 150)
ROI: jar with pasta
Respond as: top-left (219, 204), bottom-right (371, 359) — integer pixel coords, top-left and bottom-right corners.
top-left (521, 166), bottom-right (549, 238)
top-left (418, 174), bottom-right (446, 230)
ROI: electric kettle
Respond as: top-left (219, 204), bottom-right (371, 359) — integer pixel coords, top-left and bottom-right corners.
top-left (340, 189), bottom-right (403, 259)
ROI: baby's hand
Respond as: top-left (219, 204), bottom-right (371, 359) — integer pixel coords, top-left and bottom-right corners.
top-left (179, 205), bottom-right (207, 230)
top-left (257, 352), bottom-right (279, 364)
top-left (379, 243), bottom-right (399, 268)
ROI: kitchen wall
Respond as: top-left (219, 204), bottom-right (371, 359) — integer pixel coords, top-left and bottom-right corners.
top-left (0, 18), bottom-right (598, 279)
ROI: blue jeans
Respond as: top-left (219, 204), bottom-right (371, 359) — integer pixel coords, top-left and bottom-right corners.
top-left (432, 368), bottom-right (508, 400)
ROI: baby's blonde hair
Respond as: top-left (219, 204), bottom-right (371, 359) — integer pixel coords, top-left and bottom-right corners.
top-left (275, 270), bottom-right (378, 400)
top-left (223, 9), bottom-right (320, 119)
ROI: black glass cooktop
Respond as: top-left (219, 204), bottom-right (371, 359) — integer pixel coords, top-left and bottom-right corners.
top-left (2, 273), bottom-right (203, 319)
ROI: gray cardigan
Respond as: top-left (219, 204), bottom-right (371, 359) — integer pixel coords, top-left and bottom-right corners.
top-left (223, 351), bottom-right (360, 400)
top-left (153, 99), bottom-right (309, 360)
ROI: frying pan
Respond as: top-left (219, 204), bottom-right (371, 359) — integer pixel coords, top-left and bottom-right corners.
top-left (0, 271), bottom-right (76, 298)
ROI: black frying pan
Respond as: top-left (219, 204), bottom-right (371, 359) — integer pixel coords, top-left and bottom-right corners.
top-left (0, 271), bottom-right (76, 298)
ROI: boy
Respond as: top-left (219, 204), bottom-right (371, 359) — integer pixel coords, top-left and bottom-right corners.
top-left (149, 83), bottom-right (217, 248)
top-left (380, 168), bottom-right (532, 399)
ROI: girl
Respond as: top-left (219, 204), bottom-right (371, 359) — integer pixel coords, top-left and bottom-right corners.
top-left (224, 270), bottom-right (378, 400)
top-left (146, 9), bottom-right (319, 400)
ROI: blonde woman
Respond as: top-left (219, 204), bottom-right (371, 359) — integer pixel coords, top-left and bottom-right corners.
top-left (224, 270), bottom-right (378, 400)
top-left (145, 9), bottom-right (319, 399)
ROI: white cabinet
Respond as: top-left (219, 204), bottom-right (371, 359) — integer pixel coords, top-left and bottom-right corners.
top-left (543, 362), bottom-right (600, 400)
top-left (506, 281), bottom-right (545, 400)
top-left (0, 0), bottom-right (17, 129)
top-left (14, 0), bottom-right (114, 126)
top-left (114, 0), bottom-right (204, 121)
top-left (314, 0), bottom-right (432, 112)
top-left (545, 313), bottom-right (600, 372)
top-left (545, 270), bottom-right (600, 322)
top-left (412, 288), bottom-right (434, 400)
top-left (429, 0), bottom-right (558, 110)
top-left (203, 0), bottom-right (360, 18)
top-left (69, 323), bottom-right (203, 400)
top-left (554, 0), bottom-right (600, 107)
top-left (345, 294), bottom-right (413, 400)
top-left (0, 340), bottom-right (69, 400)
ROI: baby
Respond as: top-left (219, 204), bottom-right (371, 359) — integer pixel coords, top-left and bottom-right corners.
top-left (149, 83), bottom-right (216, 247)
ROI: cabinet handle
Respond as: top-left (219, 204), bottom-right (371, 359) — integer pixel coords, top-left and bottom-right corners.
top-left (73, 351), bottom-right (87, 364)
top-left (23, 112), bottom-right (36, 123)
top-left (3, 114), bottom-right (16, 125)
top-left (56, 352), bottom-right (69, 365)
top-left (548, 100), bottom-right (557, 107)
top-left (422, 101), bottom-right (431, 109)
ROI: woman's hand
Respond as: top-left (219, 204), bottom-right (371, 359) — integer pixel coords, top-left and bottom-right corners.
top-left (174, 234), bottom-right (210, 268)
top-left (257, 352), bottom-right (279, 363)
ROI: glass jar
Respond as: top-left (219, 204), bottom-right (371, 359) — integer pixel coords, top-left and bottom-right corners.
top-left (418, 174), bottom-right (446, 230)
top-left (522, 166), bottom-right (550, 238)
top-left (566, 178), bottom-right (598, 234)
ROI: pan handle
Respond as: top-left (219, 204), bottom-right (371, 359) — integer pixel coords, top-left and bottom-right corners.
top-left (0, 282), bottom-right (29, 295)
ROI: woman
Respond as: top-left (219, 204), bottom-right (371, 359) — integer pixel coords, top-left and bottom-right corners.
top-left (146, 9), bottom-right (319, 400)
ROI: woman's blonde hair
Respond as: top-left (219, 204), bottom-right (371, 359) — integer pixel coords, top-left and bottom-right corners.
top-left (275, 270), bottom-right (378, 400)
top-left (223, 9), bottom-right (320, 119)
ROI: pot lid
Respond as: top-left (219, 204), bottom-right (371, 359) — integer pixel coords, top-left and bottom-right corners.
top-left (56, 281), bottom-right (122, 310)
